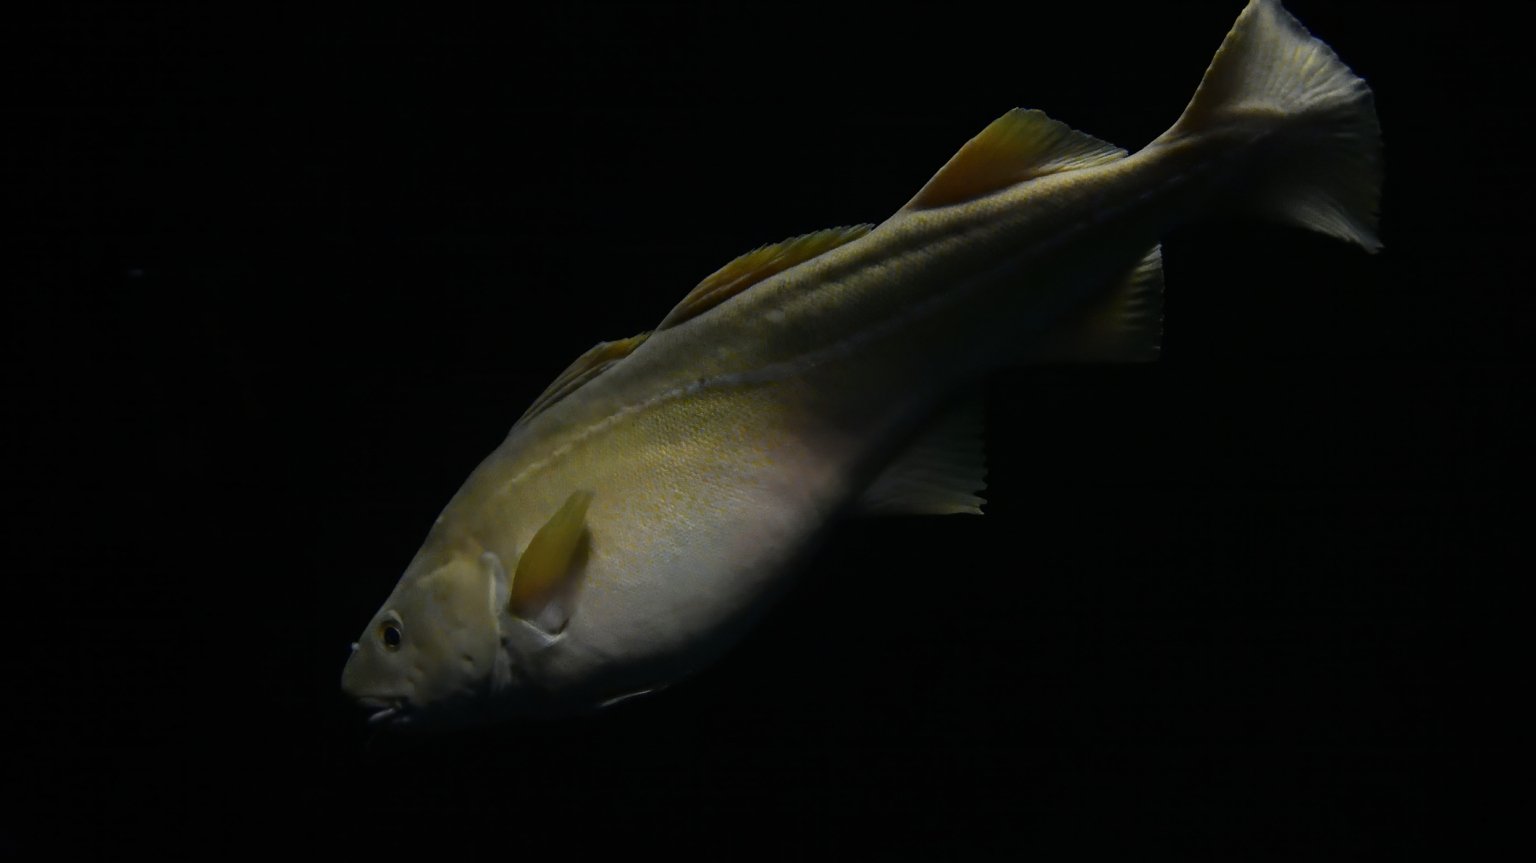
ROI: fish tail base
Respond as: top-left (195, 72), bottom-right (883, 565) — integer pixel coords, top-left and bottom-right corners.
top-left (1168, 0), bottom-right (1382, 252)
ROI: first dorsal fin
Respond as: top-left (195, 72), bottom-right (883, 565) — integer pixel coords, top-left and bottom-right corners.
top-left (903, 108), bottom-right (1126, 211)
top-left (657, 225), bottom-right (873, 330)
top-left (514, 332), bottom-right (650, 428)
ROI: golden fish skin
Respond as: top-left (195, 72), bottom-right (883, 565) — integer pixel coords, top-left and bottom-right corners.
top-left (341, 0), bottom-right (1380, 727)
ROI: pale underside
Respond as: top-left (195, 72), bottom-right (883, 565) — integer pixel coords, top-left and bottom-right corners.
top-left (425, 128), bottom-right (1204, 708)
top-left (347, 0), bottom-right (1384, 719)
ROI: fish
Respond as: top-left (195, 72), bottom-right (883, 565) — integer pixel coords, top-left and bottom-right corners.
top-left (341, 0), bottom-right (1381, 728)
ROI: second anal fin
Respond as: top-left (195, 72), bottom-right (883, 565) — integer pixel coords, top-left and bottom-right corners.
top-left (1030, 244), bottom-right (1164, 363)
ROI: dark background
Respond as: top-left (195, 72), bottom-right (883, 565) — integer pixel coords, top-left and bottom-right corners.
top-left (7, 0), bottom-right (1526, 855)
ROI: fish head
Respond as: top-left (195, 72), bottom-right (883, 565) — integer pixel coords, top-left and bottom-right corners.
top-left (340, 552), bottom-right (503, 729)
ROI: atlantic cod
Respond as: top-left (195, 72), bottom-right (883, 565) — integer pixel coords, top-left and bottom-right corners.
top-left (342, 0), bottom-right (1381, 727)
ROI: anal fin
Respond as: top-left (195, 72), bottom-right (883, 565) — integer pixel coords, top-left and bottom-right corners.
top-left (1031, 244), bottom-right (1163, 363)
top-left (858, 399), bottom-right (987, 516)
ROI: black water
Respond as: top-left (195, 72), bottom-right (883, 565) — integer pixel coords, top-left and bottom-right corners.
top-left (10, 1), bottom-right (1522, 855)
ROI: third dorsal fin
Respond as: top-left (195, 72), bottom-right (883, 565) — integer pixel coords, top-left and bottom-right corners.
top-left (903, 108), bottom-right (1126, 211)
top-left (657, 225), bottom-right (873, 330)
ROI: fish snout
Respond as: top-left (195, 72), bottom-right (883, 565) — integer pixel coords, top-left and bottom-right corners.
top-left (341, 646), bottom-right (415, 727)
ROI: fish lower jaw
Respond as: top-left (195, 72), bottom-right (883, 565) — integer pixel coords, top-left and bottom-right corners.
top-left (355, 695), bottom-right (413, 727)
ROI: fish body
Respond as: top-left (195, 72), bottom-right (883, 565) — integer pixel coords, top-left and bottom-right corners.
top-left (342, 0), bottom-right (1381, 726)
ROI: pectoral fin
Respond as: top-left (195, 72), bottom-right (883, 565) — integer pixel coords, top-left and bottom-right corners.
top-left (510, 490), bottom-right (594, 634)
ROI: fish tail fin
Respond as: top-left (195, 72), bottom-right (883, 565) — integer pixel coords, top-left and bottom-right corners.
top-left (1166, 0), bottom-right (1382, 252)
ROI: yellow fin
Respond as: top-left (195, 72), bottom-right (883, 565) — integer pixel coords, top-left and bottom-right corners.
top-left (903, 108), bottom-right (1125, 211)
top-left (1032, 245), bottom-right (1164, 363)
top-left (858, 399), bottom-right (987, 516)
top-left (515, 333), bottom-right (650, 428)
top-left (657, 225), bottom-right (873, 330)
top-left (510, 490), bottom-right (593, 632)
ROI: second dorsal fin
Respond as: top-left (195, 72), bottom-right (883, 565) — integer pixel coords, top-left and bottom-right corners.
top-left (514, 332), bottom-right (650, 428)
top-left (903, 108), bottom-right (1126, 211)
top-left (657, 225), bottom-right (873, 330)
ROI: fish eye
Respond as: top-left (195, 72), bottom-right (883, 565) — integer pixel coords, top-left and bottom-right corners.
top-left (379, 620), bottom-right (403, 651)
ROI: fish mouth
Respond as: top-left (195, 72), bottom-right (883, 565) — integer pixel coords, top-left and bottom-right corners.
top-left (356, 695), bottom-right (414, 728)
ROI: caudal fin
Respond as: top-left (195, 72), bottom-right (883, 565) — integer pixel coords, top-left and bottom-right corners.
top-left (1169, 0), bottom-right (1382, 252)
